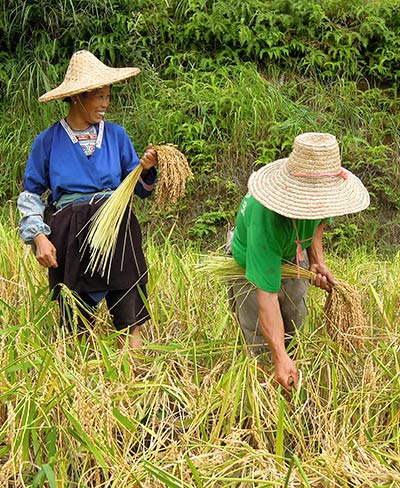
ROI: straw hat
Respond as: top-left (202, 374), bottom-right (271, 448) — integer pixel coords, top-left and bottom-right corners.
top-left (39, 50), bottom-right (140, 102)
top-left (248, 132), bottom-right (370, 219)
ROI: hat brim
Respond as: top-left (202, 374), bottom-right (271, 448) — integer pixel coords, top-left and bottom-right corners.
top-left (39, 67), bottom-right (140, 102)
top-left (248, 158), bottom-right (370, 219)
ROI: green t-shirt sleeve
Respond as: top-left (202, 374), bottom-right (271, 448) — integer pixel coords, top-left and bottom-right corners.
top-left (245, 212), bottom-right (283, 293)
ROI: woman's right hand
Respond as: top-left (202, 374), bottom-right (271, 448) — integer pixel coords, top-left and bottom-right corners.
top-left (140, 143), bottom-right (158, 171)
top-left (33, 233), bottom-right (58, 268)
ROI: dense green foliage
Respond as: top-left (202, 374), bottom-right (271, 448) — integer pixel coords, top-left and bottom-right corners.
top-left (1, 2), bottom-right (400, 483)
top-left (1, 0), bottom-right (400, 250)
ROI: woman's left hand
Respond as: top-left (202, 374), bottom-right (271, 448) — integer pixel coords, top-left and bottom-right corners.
top-left (140, 143), bottom-right (158, 171)
top-left (310, 262), bottom-right (336, 292)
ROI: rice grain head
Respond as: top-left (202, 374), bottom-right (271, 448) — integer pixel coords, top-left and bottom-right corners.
top-left (321, 279), bottom-right (367, 353)
top-left (153, 144), bottom-right (193, 205)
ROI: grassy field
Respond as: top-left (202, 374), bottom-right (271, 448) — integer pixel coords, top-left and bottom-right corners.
top-left (0, 212), bottom-right (399, 487)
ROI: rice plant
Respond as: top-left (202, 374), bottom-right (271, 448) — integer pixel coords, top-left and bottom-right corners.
top-left (1, 216), bottom-right (399, 487)
top-left (83, 145), bottom-right (192, 279)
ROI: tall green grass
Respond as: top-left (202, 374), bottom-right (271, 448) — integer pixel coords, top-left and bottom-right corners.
top-left (3, 62), bottom-right (399, 250)
top-left (2, 0), bottom-right (400, 250)
top-left (1, 215), bottom-right (399, 487)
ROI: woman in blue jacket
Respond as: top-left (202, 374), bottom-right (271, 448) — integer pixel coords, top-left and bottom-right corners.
top-left (17, 50), bottom-right (157, 348)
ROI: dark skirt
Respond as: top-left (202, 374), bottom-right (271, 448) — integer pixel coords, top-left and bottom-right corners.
top-left (48, 199), bottom-right (148, 298)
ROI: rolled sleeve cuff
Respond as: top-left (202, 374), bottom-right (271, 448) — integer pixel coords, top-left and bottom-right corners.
top-left (134, 167), bottom-right (157, 198)
top-left (17, 191), bottom-right (51, 244)
top-left (19, 217), bottom-right (51, 243)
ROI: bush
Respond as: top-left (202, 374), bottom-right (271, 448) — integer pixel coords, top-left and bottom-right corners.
top-left (1, 0), bottom-right (400, 251)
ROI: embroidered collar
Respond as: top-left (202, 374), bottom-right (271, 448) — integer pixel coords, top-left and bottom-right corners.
top-left (60, 118), bottom-right (104, 149)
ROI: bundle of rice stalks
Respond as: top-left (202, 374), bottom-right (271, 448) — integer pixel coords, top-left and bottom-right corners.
top-left (322, 278), bottom-right (367, 352)
top-left (153, 144), bottom-right (193, 205)
top-left (83, 165), bottom-right (142, 278)
top-left (197, 254), bottom-right (367, 352)
top-left (196, 254), bottom-right (314, 282)
top-left (84, 144), bottom-right (192, 277)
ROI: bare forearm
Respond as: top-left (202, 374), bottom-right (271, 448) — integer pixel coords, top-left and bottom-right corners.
top-left (256, 289), bottom-right (286, 360)
top-left (257, 289), bottom-right (299, 389)
top-left (307, 221), bottom-right (336, 290)
top-left (308, 221), bottom-right (326, 266)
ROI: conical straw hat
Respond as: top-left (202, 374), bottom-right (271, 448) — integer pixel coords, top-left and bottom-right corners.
top-left (248, 132), bottom-right (370, 219)
top-left (39, 50), bottom-right (140, 102)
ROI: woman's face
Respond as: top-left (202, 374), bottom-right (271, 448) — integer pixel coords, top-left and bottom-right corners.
top-left (76, 86), bottom-right (111, 125)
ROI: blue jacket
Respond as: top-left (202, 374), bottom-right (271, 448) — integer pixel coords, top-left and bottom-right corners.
top-left (18, 120), bottom-right (156, 243)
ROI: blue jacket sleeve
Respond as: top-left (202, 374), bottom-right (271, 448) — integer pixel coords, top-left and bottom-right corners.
top-left (134, 167), bottom-right (157, 198)
top-left (118, 126), bottom-right (157, 199)
top-left (23, 130), bottom-right (51, 196)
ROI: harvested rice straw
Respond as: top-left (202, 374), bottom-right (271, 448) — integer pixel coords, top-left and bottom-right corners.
top-left (83, 164), bottom-right (142, 280)
top-left (197, 254), bottom-right (367, 352)
top-left (84, 144), bottom-right (192, 278)
top-left (322, 278), bottom-right (367, 352)
top-left (153, 144), bottom-right (193, 205)
top-left (196, 254), bottom-right (314, 282)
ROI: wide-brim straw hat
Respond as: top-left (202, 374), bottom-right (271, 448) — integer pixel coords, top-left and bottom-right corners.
top-left (39, 50), bottom-right (140, 102)
top-left (248, 132), bottom-right (370, 219)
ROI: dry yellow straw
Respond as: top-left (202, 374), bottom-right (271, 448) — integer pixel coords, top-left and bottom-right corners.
top-left (322, 279), bottom-right (367, 352)
top-left (196, 255), bottom-right (314, 281)
top-left (84, 145), bottom-right (192, 278)
top-left (197, 254), bottom-right (367, 352)
top-left (83, 165), bottom-right (143, 280)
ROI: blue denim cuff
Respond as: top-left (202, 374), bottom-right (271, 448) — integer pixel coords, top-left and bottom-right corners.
top-left (17, 191), bottom-right (51, 243)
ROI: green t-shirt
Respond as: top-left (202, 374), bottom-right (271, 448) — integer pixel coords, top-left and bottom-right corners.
top-left (231, 193), bottom-right (325, 292)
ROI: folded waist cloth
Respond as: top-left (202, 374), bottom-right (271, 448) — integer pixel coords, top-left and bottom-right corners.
top-left (48, 198), bottom-right (148, 299)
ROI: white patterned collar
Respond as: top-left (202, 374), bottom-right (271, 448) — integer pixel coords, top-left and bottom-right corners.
top-left (60, 118), bottom-right (104, 149)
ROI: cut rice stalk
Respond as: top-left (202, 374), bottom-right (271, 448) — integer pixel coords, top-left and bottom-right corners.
top-left (197, 254), bottom-right (367, 352)
top-left (196, 254), bottom-right (313, 282)
top-left (83, 164), bottom-right (143, 280)
top-left (84, 144), bottom-right (192, 278)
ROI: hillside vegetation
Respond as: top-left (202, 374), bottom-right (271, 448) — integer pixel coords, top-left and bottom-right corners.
top-left (1, 2), bottom-right (400, 485)
top-left (1, 0), bottom-right (400, 251)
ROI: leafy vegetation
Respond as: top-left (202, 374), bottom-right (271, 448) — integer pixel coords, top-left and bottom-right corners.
top-left (1, 2), bottom-right (400, 483)
top-left (1, 0), bottom-right (400, 250)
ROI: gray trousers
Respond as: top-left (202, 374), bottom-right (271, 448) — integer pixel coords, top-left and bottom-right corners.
top-left (228, 255), bottom-right (310, 356)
